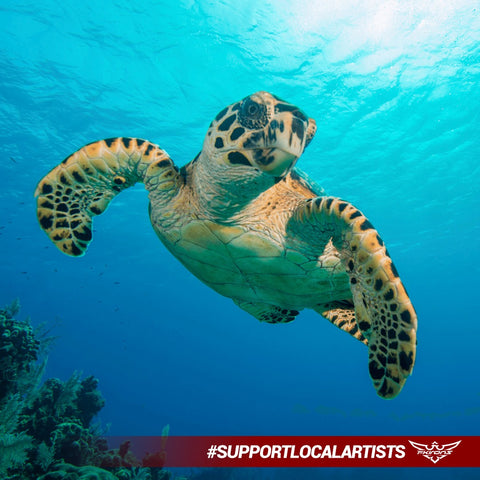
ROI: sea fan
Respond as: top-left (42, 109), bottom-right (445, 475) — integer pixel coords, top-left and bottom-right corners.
top-left (0, 394), bottom-right (23, 435)
top-left (0, 431), bottom-right (33, 476)
top-left (36, 441), bottom-right (55, 471)
top-left (0, 394), bottom-right (33, 476)
top-left (1, 298), bottom-right (20, 319)
top-left (54, 370), bottom-right (83, 416)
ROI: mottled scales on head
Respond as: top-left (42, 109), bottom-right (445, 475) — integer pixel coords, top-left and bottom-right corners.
top-left (202, 91), bottom-right (317, 178)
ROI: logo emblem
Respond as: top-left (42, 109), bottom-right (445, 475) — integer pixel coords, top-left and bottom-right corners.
top-left (408, 440), bottom-right (461, 464)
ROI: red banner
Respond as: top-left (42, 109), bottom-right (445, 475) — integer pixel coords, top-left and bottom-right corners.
top-left (105, 436), bottom-right (480, 468)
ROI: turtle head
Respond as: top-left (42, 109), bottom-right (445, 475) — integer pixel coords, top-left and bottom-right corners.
top-left (203, 91), bottom-right (316, 178)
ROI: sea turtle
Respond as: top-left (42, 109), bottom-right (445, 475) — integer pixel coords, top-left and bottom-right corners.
top-left (35, 91), bottom-right (417, 399)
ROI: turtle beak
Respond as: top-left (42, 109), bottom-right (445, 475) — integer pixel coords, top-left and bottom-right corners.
top-left (305, 117), bottom-right (317, 148)
top-left (251, 112), bottom-right (315, 177)
top-left (250, 148), bottom-right (298, 177)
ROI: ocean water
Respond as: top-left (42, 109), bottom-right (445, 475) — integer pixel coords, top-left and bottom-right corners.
top-left (1, 0), bottom-right (479, 477)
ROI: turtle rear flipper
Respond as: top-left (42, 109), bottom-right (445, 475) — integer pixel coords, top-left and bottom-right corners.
top-left (290, 196), bottom-right (417, 399)
top-left (35, 137), bottom-right (180, 256)
top-left (234, 299), bottom-right (301, 324)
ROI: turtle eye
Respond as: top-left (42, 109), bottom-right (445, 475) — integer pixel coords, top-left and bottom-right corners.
top-left (242, 98), bottom-right (262, 118)
top-left (239, 97), bottom-right (268, 129)
top-left (247, 101), bottom-right (259, 116)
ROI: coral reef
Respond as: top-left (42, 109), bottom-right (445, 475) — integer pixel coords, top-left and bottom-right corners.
top-left (38, 463), bottom-right (118, 480)
top-left (97, 440), bottom-right (142, 469)
top-left (0, 298), bottom-right (39, 402)
top-left (19, 373), bottom-right (106, 469)
top-left (0, 300), bottom-right (37, 476)
top-left (0, 300), bottom-right (178, 480)
top-left (1, 300), bottom-right (109, 478)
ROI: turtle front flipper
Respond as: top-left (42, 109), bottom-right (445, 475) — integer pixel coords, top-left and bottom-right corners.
top-left (35, 137), bottom-right (180, 256)
top-left (290, 197), bottom-right (417, 399)
top-left (314, 300), bottom-right (368, 344)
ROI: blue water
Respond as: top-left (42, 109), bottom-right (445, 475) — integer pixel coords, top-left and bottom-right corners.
top-left (1, 0), bottom-right (480, 476)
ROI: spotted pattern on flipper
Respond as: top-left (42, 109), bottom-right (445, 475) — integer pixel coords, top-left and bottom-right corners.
top-left (316, 300), bottom-right (368, 344)
top-left (293, 196), bottom-right (417, 399)
top-left (234, 300), bottom-right (301, 324)
top-left (35, 137), bottom-right (177, 256)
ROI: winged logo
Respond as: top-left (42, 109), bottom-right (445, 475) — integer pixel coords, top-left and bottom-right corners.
top-left (408, 440), bottom-right (461, 464)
